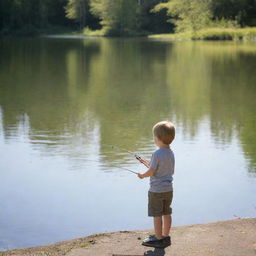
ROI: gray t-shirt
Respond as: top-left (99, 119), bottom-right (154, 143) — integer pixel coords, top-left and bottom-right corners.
top-left (149, 147), bottom-right (175, 192)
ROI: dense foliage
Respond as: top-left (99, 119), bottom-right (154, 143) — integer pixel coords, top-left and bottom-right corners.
top-left (153, 0), bottom-right (256, 32)
top-left (152, 0), bottom-right (212, 32)
top-left (0, 0), bottom-right (256, 36)
top-left (0, 0), bottom-right (69, 35)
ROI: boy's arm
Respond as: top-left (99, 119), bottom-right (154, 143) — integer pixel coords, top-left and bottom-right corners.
top-left (138, 151), bottom-right (158, 179)
top-left (138, 168), bottom-right (156, 179)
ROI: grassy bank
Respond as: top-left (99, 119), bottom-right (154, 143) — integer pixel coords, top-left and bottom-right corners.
top-left (82, 26), bottom-right (150, 37)
top-left (1, 26), bottom-right (150, 38)
top-left (0, 25), bottom-right (80, 37)
top-left (149, 27), bottom-right (256, 41)
top-left (82, 27), bottom-right (106, 37)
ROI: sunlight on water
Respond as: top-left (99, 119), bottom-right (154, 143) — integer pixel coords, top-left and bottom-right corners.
top-left (0, 38), bottom-right (256, 250)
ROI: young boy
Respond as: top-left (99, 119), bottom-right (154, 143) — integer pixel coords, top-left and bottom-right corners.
top-left (138, 121), bottom-right (175, 248)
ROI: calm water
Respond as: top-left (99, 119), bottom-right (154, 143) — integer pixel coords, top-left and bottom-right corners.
top-left (0, 37), bottom-right (256, 251)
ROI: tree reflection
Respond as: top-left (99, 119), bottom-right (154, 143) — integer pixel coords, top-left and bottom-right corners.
top-left (0, 38), bottom-right (255, 172)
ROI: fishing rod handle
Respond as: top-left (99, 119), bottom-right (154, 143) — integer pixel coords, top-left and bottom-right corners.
top-left (135, 154), bottom-right (150, 168)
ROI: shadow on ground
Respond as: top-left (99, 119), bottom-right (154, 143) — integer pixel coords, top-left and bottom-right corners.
top-left (144, 248), bottom-right (165, 256)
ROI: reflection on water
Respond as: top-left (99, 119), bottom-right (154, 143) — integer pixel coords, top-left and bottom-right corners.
top-left (0, 38), bottom-right (256, 250)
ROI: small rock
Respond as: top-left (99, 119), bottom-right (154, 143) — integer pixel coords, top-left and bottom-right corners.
top-left (137, 237), bottom-right (141, 240)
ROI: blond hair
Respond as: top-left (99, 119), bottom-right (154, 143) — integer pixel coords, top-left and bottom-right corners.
top-left (153, 121), bottom-right (175, 145)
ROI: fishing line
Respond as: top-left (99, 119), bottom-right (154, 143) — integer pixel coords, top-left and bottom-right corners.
top-left (102, 143), bottom-right (149, 168)
top-left (84, 159), bottom-right (139, 175)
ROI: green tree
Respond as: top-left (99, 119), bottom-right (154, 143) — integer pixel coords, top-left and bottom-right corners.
top-left (0, 0), bottom-right (71, 35)
top-left (212, 0), bottom-right (256, 26)
top-left (65, 0), bottom-right (89, 30)
top-left (90, 0), bottom-right (140, 35)
top-left (1, 0), bottom-right (256, 35)
top-left (152, 0), bottom-right (212, 32)
top-left (137, 0), bottom-right (173, 33)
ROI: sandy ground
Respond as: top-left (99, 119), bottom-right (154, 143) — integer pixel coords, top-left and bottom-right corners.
top-left (1, 218), bottom-right (256, 256)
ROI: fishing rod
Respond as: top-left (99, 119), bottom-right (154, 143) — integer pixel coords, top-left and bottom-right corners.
top-left (102, 143), bottom-right (149, 168)
top-left (84, 159), bottom-right (139, 175)
top-left (117, 166), bottom-right (139, 175)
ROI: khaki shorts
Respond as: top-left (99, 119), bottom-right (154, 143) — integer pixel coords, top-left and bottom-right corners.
top-left (148, 191), bottom-right (173, 217)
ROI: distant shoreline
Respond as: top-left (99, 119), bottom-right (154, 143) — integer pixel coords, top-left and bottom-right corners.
top-left (2, 27), bottom-right (256, 42)
top-left (149, 27), bottom-right (256, 41)
top-left (2, 218), bottom-right (255, 256)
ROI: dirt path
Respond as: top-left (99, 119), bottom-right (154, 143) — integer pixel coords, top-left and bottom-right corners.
top-left (2, 218), bottom-right (256, 256)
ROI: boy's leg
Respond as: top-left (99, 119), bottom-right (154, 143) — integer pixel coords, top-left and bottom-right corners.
top-left (163, 214), bottom-right (172, 237)
top-left (162, 191), bottom-right (173, 237)
top-left (153, 216), bottom-right (163, 240)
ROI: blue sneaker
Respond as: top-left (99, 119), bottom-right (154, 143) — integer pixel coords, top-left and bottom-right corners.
top-left (162, 236), bottom-right (171, 247)
top-left (142, 235), bottom-right (165, 248)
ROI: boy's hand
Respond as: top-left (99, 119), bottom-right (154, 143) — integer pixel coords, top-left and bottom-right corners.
top-left (137, 169), bottom-right (155, 179)
top-left (137, 173), bottom-right (144, 179)
top-left (136, 156), bottom-right (150, 168)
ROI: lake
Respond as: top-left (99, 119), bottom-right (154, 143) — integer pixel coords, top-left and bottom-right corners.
top-left (0, 37), bottom-right (256, 251)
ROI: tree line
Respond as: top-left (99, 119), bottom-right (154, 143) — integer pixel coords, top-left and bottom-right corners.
top-left (1, 0), bottom-right (256, 36)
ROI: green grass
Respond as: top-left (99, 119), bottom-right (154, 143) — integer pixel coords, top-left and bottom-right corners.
top-left (82, 26), bottom-right (108, 37)
top-left (149, 27), bottom-right (256, 41)
top-left (82, 26), bottom-right (149, 37)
